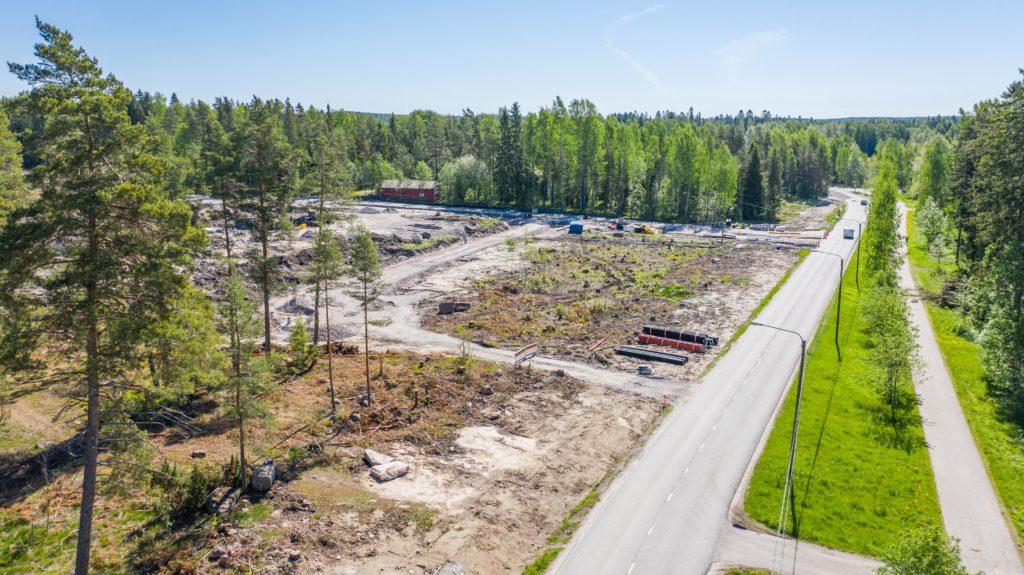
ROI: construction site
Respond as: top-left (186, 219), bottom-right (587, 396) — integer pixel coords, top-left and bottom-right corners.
top-left (1, 193), bottom-right (838, 574)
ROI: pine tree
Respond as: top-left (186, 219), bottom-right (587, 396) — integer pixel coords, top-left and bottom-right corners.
top-left (312, 226), bottom-right (343, 414)
top-left (218, 275), bottom-right (274, 489)
top-left (766, 147), bottom-right (784, 222)
top-left (305, 124), bottom-right (349, 345)
top-left (2, 21), bottom-right (204, 574)
top-left (348, 230), bottom-right (385, 406)
top-left (0, 109), bottom-right (25, 226)
top-left (738, 143), bottom-right (764, 221)
top-left (233, 97), bottom-right (295, 351)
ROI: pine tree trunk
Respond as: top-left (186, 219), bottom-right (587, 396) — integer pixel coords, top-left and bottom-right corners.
top-left (74, 215), bottom-right (100, 575)
top-left (325, 282), bottom-right (336, 415)
top-left (222, 195), bottom-right (233, 274)
top-left (237, 384), bottom-right (246, 489)
top-left (313, 278), bottom-right (321, 346)
top-left (364, 282), bottom-right (371, 406)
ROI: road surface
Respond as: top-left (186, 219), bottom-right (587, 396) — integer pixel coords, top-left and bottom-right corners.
top-left (713, 527), bottom-right (879, 575)
top-left (549, 194), bottom-right (865, 575)
top-left (899, 203), bottom-right (1024, 575)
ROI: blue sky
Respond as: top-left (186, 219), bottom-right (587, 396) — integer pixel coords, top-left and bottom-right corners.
top-left (2, 0), bottom-right (1021, 118)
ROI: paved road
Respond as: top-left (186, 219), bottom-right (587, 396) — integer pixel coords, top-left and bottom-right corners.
top-left (713, 527), bottom-right (879, 575)
top-left (549, 195), bottom-right (865, 575)
top-left (898, 203), bottom-right (1024, 575)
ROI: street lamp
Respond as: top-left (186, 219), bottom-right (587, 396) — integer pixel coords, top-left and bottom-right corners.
top-left (751, 321), bottom-right (806, 569)
top-left (810, 249), bottom-right (844, 361)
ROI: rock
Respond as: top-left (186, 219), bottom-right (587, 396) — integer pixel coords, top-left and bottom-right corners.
top-left (218, 554), bottom-right (232, 568)
top-left (191, 450), bottom-right (206, 459)
top-left (552, 369), bottom-right (567, 377)
top-left (208, 547), bottom-right (227, 561)
top-left (349, 412), bottom-right (362, 422)
top-left (363, 448), bottom-right (393, 467)
top-left (437, 562), bottom-right (464, 575)
top-left (477, 385), bottom-right (494, 396)
top-left (287, 549), bottom-right (302, 562)
top-left (421, 231), bottom-right (432, 240)
top-left (251, 459), bottom-right (276, 492)
top-left (207, 486), bottom-right (240, 514)
top-left (359, 394), bottom-right (374, 407)
top-left (369, 460), bottom-right (409, 482)
top-left (482, 409), bottom-right (501, 421)
top-left (637, 364), bottom-right (653, 376)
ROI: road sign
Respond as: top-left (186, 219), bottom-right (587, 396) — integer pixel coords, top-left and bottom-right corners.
top-left (513, 342), bottom-right (539, 366)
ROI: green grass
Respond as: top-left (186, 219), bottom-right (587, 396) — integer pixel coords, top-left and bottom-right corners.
top-left (521, 489), bottom-right (600, 574)
top-left (903, 198), bottom-right (1024, 543)
top-left (823, 201), bottom-right (848, 229)
top-left (522, 549), bottom-right (562, 575)
top-left (744, 256), bottom-right (942, 557)
top-left (725, 569), bottom-right (773, 575)
top-left (0, 513), bottom-right (76, 574)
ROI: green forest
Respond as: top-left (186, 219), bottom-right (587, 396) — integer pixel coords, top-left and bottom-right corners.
top-left (3, 68), bottom-right (954, 227)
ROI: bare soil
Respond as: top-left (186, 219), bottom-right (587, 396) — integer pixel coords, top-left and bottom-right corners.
top-left (0, 349), bottom-right (656, 575)
top-left (421, 234), bottom-right (799, 380)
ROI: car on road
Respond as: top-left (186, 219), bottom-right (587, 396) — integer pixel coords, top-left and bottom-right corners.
top-left (843, 228), bottom-right (855, 239)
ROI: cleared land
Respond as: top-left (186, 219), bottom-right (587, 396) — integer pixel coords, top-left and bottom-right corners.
top-left (0, 349), bottom-right (656, 574)
top-left (422, 233), bottom-right (800, 380)
top-left (904, 198), bottom-right (1024, 544)
top-left (743, 256), bottom-right (943, 556)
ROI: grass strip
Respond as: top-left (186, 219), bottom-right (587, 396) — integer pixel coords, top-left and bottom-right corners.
top-left (743, 251), bottom-right (942, 556)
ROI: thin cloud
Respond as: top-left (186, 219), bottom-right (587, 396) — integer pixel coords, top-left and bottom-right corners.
top-left (605, 4), bottom-right (666, 91)
top-left (612, 3), bottom-right (664, 29)
top-left (715, 29), bottom-right (791, 82)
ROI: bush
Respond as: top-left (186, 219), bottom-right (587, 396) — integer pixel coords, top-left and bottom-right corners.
top-left (151, 463), bottom-right (222, 520)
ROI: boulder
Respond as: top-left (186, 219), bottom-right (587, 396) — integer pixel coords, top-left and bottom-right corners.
top-left (207, 486), bottom-right (240, 514)
top-left (437, 562), bottom-right (464, 575)
top-left (369, 460), bottom-right (409, 482)
top-left (191, 450), bottom-right (206, 459)
top-left (477, 385), bottom-right (494, 396)
top-left (251, 459), bottom-right (276, 492)
top-left (363, 448), bottom-right (392, 467)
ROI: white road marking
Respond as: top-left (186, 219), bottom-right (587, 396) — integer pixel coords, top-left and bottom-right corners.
top-left (699, 442), bottom-right (705, 452)
top-left (666, 492), bottom-right (674, 502)
top-left (684, 467), bottom-right (689, 475)
top-left (648, 526), bottom-right (655, 536)
top-left (628, 562), bottom-right (635, 574)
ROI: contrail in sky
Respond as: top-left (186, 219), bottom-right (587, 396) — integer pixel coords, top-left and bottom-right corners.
top-left (605, 4), bottom-right (666, 92)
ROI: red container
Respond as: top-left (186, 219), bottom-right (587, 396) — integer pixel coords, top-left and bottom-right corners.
top-left (637, 333), bottom-right (707, 354)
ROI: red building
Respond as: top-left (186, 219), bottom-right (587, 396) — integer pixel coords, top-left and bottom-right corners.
top-left (378, 179), bottom-right (437, 203)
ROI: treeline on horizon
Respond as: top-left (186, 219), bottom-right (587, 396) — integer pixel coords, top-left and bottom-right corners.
top-left (2, 85), bottom-right (956, 225)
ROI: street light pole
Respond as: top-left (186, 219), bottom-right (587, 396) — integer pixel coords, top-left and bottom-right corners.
top-left (810, 249), bottom-right (844, 361)
top-left (752, 321), bottom-right (807, 572)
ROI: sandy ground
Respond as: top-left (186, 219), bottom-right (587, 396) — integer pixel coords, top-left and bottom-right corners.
top-left (198, 377), bottom-right (658, 575)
